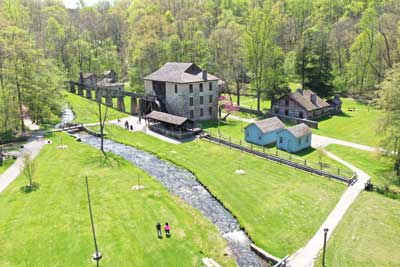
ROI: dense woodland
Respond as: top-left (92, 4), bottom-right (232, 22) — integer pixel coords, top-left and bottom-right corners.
top-left (0, 0), bottom-right (399, 155)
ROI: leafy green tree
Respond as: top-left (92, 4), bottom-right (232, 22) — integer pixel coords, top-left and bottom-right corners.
top-left (379, 64), bottom-right (400, 174)
top-left (297, 25), bottom-right (334, 97)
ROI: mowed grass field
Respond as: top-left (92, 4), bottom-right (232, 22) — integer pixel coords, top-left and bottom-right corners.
top-left (0, 133), bottom-right (235, 267)
top-left (314, 98), bottom-right (384, 146)
top-left (0, 158), bottom-right (15, 175)
top-left (326, 145), bottom-right (399, 191)
top-left (65, 92), bottom-right (128, 124)
top-left (201, 119), bottom-right (352, 174)
top-left (98, 125), bottom-right (345, 257)
top-left (315, 193), bottom-right (400, 267)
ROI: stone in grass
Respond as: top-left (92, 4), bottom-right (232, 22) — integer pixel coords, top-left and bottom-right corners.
top-left (235, 169), bottom-right (246, 175)
top-left (132, 185), bottom-right (145, 191)
top-left (202, 258), bottom-right (222, 267)
top-left (57, 145), bottom-right (68, 149)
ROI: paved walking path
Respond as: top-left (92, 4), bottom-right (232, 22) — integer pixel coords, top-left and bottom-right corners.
top-left (287, 151), bottom-right (370, 267)
top-left (0, 132), bottom-right (46, 193)
top-left (312, 134), bottom-right (376, 152)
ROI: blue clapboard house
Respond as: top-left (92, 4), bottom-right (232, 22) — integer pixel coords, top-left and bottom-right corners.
top-left (244, 117), bottom-right (285, 146)
top-left (276, 123), bottom-right (312, 153)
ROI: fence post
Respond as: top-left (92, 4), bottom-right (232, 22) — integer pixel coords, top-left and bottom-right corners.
top-left (263, 147), bottom-right (265, 153)
top-left (276, 149), bottom-right (278, 156)
top-left (337, 168), bottom-right (340, 175)
top-left (251, 144), bottom-right (253, 150)
top-left (320, 162), bottom-right (323, 170)
top-left (289, 154), bottom-right (291, 161)
top-left (304, 159), bottom-right (307, 166)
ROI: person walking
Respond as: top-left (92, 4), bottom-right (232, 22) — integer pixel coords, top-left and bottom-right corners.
top-left (124, 120), bottom-right (129, 129)
top-left (164, 222), bottom-right (171, 237)
top-left (156, 222), bottom-right (162, 238)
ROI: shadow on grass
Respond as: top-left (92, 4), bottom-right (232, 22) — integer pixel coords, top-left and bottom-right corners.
top-left (20, 182), bottom-right (40, 193)
top-left (86, 152), bottom-right (123, 168)
top-left (294, 147), bottom-right (316, 157)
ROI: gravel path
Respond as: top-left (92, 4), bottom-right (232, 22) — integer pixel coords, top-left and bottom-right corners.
top-left (78, 133), bottom-right (267, 267)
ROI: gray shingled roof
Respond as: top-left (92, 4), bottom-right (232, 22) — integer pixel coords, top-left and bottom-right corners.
top-left (144, 62), bottom-right (219, 83)
top-left (287, 89), bottom-right (330, 111)
top-left (147, 111), bottom-right (189, 126)
top-left (247, 117), bottom-right (285, 134)
top-left (97, 78), bottom-right (124, 87)
top-left (286, 123), bottom-right (312, 138)
top-left (328, 95), bottom-right (342, 105)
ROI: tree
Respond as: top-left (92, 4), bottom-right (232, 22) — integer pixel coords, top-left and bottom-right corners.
top-left (22, 153), bottom-right (36, 188)
top-left (244, 4), bottom-right (274, 112)
top-left (378, 64), bottom-right (400, 174)
top-left (297, 25), bottom-right (334, 97)
top-left (209, 11), bottom-right (244, 106)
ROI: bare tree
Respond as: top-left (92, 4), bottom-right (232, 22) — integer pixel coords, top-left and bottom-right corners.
top-left (94, 87), bottom-right (109, 154)
top-left (22, 153), bottom-right (36, 187)
top-left (316, 146), bottom-right (325, 164)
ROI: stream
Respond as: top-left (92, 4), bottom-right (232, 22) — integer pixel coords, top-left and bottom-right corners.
top-left (61, 109), bottom-right (266, 267)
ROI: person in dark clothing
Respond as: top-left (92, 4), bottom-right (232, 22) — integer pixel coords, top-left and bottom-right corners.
top-left (124, 120), bottom-right (129, 129)
top-left (164, 222), bottom-right (171, 237)
top-left (156, 222), bottom-right (162, 238)
top-left (130, 125), bottom-right (133, 130)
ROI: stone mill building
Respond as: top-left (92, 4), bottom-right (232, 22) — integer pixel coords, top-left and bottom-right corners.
top-left (143, 62), bottom-right (220, 121)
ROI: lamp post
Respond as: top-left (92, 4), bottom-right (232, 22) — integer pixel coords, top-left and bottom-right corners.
top-left (85, 176), bottom-right (102, 267)
top-left (322, 228), bottom-right (329, 267)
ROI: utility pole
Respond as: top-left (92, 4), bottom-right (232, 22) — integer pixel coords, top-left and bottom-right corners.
top-left (322, 228), bottom-right (329, 267)
top-left (85, 176), bottom-right (102, 267)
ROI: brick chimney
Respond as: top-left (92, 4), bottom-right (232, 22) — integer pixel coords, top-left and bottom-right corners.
top-left (202, 70), bottom-right (208, 81)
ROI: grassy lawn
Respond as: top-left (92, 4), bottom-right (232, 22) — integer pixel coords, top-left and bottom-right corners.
top-left (0, 133), bottom-right (235, 267)
top-left (0, 158), bottom-right (15, 175)
top-left (97, 125), bottom-right (345, 257)
top-left (326, 144), bottom-right (399, 191)
top-left (65, 91), bottom-right (128, 124)
top-left (223, 94), bottom-right (271, 111)
top-left (315, 192), bottom-right (400, 267)
top-left (201, 119), bottom-right (352, 174)
top-left (314, 98), bottom-right (384, 147)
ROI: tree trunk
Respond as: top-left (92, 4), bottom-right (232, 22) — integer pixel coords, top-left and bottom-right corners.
top-left (236, 80), bottom-right (241, 107)
top-left (256, 90), bottom-right (261, 112)
top-left (15, 76), bottom-right (25, 133)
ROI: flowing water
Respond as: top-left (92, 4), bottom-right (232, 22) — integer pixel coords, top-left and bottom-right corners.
top-left (61, 109), bottom-right (266, 266)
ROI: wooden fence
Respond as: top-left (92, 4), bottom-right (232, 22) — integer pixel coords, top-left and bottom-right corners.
top-left (202, 132), bottom-right (357, 185)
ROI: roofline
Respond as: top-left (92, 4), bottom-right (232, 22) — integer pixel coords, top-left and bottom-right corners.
top-left (274, 92), bottom-right (329, 112)
top-left (143, 78), bottom-right (220, 84)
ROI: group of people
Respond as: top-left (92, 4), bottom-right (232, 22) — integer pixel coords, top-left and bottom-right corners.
top-left (156, 222), bottom-right (171, 238)
top-left (119, 116), bottom-right (144, 131)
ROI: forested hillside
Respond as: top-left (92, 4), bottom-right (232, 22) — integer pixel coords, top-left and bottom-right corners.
top-left (1, 0), bottom-right (400, 144)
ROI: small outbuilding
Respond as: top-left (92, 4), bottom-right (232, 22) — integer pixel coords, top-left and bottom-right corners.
top-left (327, 95), bottom-right (342, 114)
top-left (146, 110), bottom-right (201, 139)
top-left (276, 123), bottom-right (312, 153)
top-left (244, 117), bottom-right (285, 146)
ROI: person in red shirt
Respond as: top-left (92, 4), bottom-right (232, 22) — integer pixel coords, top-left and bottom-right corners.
top-left (164, 222), bottom-right (171, 237)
